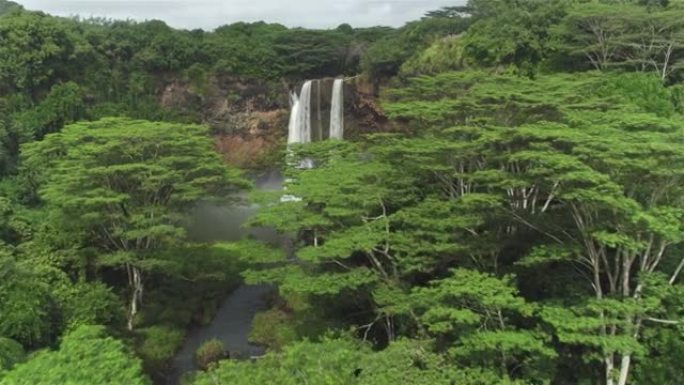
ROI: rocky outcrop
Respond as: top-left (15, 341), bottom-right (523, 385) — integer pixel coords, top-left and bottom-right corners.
top-left (347, 76), bottom-right (392, 136)
top-left (214, 110), bottom-right (288, 169)
top-left (159, 74), bottom-right (396, 169)
top-left (160, 75), bottom-right (288, 169)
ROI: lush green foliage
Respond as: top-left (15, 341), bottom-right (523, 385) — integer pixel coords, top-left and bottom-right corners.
top-left (362, 15), bottom-right (471, 79)
top-left (0, 325), bottom-right (149, 384)
top-left (0, 1), bottom-right (21, 16)
top-left (1, 117), bottom-right (248, 377)
top-left (243, 8), bottom-right (684, 380)
top-left (2, 1), bottom-right (684, 385)
top-left (0, 8), bottom-right (390, 102)
top-left (0, 337), bottom-right (23, 373)
top-left (400, 36), bottom-right (466, 76)
top-left (194, 339), bottom-right (226, 370)
top-left (0, 249), bottom-right (54, 346)
top-left (191, 338), bottom-right (508, 385)
top-left (553, 2), bottom-right (684, 79)
top-left (21, 118), bottom-right (247, 330)
top-left (249, 309), bottom-right (298, 350)
top-left (136, 325), bottom-right (185, 373)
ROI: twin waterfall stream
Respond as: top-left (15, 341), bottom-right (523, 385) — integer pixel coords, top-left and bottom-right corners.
top-left (330, 79), bottom-right (345, 140)
top-left (288, 78), bottom-right (345, 145)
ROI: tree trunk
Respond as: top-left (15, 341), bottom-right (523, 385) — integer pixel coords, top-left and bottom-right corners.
top-left (617, 354), bottom-right (631, 385)
top-left (605, 356), bottom-right (615, 385)
top-left (384, 315), bottom-right (395, 342)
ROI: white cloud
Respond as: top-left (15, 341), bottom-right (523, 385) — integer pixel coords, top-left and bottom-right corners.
top-left (15, 0), bottom-right (464, 29)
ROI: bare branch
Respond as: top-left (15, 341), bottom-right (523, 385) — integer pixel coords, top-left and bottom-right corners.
top-left (645, 317), bottom-right (681, 325)
top-left (669, 257), bottom-right (684, 285)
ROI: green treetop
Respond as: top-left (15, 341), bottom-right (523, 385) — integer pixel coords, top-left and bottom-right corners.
top-left (0, 325), bottom-right (149, 385)
top-left (21, 117), bottom-right (248, 330)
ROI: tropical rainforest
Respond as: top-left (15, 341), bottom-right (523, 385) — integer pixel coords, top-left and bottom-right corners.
top-left (1, 0), bottom-right (683, 384)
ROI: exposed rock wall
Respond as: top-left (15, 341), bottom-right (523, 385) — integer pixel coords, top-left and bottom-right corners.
top-left (159, 74), bottom-right (396, 169)
top-left (160, 75), bottom-right (288, 169)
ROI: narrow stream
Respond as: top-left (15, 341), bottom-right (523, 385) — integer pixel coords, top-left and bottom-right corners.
top-left (170, 285), bottom-right (272, 378)
top-left (169, 170), bottom-right (284, 383)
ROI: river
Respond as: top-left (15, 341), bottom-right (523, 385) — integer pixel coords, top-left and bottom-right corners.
top-left (169, 170), bottom-right (284, 383)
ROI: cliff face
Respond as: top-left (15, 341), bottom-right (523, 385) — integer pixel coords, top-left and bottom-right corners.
top-left (159, 74), bottom-right (393, 169)
top-left (160, 75), bottom-right (287, 169)
top-left (347, 76), bottom-right (395, 137)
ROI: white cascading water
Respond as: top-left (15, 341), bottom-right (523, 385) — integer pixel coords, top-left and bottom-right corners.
top-left (294, 80), bottom-right (313, 144)
top-left (287, 92), bottom-right (300, 145)
top-left (329, 78), bottom-right (344, 140)
top-left (284, 80), bottom-right (315, 176)
top-left (283, 91), bottom-right (304, 201)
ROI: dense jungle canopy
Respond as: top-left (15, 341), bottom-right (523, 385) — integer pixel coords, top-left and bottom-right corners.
top-left (1, 0), bottom-right (683, 384)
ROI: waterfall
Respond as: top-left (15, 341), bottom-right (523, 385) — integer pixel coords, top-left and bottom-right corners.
top-left (287, 80), bottom-right (312, 144)
top-left (316, 79), bottom-right (323, 141)
top-left (295, 80), bottom-right (312, 144)
top-left (289, 78), bottom-right (344, 143)
top-left (286, 81), bottom-right (314, 170)
top-left (329, 78), bottom-right (344, 140)
top-left (284, 78), bottom-right (344, 199)
top-left (287, 92), bottom-right (300, 145)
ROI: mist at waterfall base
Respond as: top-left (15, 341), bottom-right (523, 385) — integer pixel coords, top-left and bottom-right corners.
top-left (186, 170), bottom-right (284, 245)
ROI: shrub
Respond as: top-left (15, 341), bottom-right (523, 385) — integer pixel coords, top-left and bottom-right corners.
top-left (0, 255), bottom-right (54, 347)
top-left (136, 325), bottom-right (185, 373)
top-left (400, 36), bottom-right (465, 77)
top-left (248, 309), bottom-right (297, 350)
top-left (0, 337), bottom-right (24, 371)
top-left (194, 339), bottom-right (225, 370)
top-left (55, 281), bottom-right (121, 331)
top-left (669, 83), bottom-right (684, 115)
top-left (1, 326), bottom-right (149, 385)
top-left (596, 72), bottom-right (677, 117)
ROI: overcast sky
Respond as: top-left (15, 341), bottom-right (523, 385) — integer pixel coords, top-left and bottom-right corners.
top-left (15, 0), bottom-right (463, 30)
